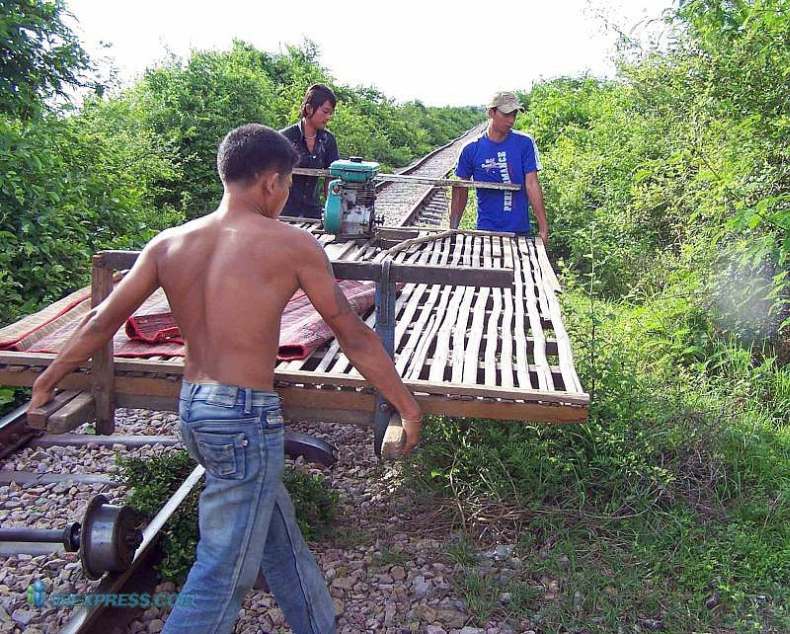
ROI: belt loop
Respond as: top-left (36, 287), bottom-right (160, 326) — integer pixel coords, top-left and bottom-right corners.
top-left (244, 388), bottom-right (253, 415)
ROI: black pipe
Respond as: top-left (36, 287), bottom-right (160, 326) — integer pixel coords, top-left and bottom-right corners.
top-left (0, 522), bottom-right (80, 550)
top-left (0, 527), bottom-right (64, 543)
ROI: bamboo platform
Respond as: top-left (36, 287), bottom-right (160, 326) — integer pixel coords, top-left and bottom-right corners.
top-left (0, 222), bottom-right (588, 434)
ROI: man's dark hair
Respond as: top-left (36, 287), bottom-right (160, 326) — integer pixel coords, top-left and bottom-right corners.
top-left (300, 83), bottom-right (337, 119)
top-left (217, 124), bottom-right (299, 184)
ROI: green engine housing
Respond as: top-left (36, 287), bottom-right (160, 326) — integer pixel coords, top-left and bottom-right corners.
top-left (322, 158), bottom-right (381, 237)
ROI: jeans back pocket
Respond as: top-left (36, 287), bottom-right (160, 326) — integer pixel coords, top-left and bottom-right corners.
top-left (192, 430), bottom-right (247, 480)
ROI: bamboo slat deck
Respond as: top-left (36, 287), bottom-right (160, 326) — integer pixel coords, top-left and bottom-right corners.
top-left (245, 222), bottom-right (587, 421)
top-left (0, 222), bottom-right (588, 430)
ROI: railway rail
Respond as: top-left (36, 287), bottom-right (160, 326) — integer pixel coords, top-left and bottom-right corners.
top-left (0, 123), bottom-right (581, 633)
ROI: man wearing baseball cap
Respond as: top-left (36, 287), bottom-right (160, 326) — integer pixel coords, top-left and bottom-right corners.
top-left (450, 91), bottom-right (549, 243)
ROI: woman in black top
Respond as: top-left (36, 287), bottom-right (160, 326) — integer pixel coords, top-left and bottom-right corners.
top-left (280, 84), bottom-right (340, 218)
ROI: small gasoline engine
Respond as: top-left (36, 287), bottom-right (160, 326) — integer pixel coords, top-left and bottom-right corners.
top-left (322, 157), bottom-right (383, 239)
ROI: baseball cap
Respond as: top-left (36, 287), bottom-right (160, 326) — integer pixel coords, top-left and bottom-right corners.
top-left (487, 91), bottom-right (523, 114)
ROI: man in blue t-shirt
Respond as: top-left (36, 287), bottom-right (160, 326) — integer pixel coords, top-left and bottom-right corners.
top-left (450, 91), bottom-right (549, 243)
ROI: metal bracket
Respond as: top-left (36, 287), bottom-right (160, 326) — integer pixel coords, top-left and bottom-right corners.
top-left (373, 258), bottom-right (396, 457)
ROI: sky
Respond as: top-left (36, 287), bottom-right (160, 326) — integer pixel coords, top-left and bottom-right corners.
top-left (65, 0), bottom-right (676, 107)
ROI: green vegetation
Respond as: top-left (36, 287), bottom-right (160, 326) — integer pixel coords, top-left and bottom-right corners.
top-left (413, 1), bottom-right (788, 631)
top-left (0, 5), bottom-right (482, 329)
top-left (115, 450), bottom-right (338, 583)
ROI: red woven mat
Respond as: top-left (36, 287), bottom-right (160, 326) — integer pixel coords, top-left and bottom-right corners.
top-left (2, 282), bottom-right (376, 362)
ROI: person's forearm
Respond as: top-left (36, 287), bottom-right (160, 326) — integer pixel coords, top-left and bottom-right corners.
top-left (450, 187), bottom-right (468, 230)
top-left (337, 326), bottom-right (420, 418)
top-left (34, 310), bottom-right (117, 391)
top-left (526, 180), bottom-right (549, 235)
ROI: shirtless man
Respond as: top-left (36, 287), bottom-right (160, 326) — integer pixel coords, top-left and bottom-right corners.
top-left (28, 123), bottom-right (423, 634)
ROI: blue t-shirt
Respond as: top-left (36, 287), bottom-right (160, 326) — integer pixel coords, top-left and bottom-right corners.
top-left (455, 131), bottom-right (541, 234)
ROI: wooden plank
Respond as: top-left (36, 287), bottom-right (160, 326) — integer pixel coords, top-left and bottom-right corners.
top-left (512, 239), bottom-right (533, 389)
top-left (428, 283), bottom-right (467, 382)
top-left (468, 237), bottom-right (494, 386)
top-left (403, 233), bottom-right (463, 380)
top-left (534, 237), bottom-right (561, 293)
top-left (91, 249), bottom-right (514, 287)
top-left (396, 284), bottom-right (440, 375)
top-left (392, 247), bottom-right (437, 370)
top-left (523, 239), bottom-right (551, 318)
top-left (502, 236), bottom-right (515, 272)
top-left (279, 370), bottom-right (589, 406)
top-left (518, 237), bottom-right (553, 390)
top-left (485, 284), bottom-right (502, 386)
top-left (47, 392), bottom-right (96, 434)
top-left (465, 286), bottom-right (490, 385)
top-left (451, 285), bottom-right (476, 383)
top-left (291, 167), bottom-right (521, 191)
top-left (418, 395), bottom-right (587, 424)
top-left (454, 235), bottom-right (482, 384)
top-left (26, 390), bottom-right (81, 429)
top-left (0, 353), bottom-right (588, 406)
top-left (91, 255), bottom-right (116, 434)
top-left (428, 358), bottom-right (567, 387)
top-left (528, 241), bottom-right (583, 393)
top-left (330, 261), bottom-right (512, 287)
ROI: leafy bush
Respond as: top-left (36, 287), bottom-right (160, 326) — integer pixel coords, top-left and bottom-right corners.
top-left (0, 106), bottom-right (181, 326)
top-left (115, 449), bottom-right (338, 583)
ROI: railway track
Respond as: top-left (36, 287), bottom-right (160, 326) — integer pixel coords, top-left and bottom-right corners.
top-left (0, 124), bottom-right (487, 633)
top-left (375, 123), bottom-right (485, 228)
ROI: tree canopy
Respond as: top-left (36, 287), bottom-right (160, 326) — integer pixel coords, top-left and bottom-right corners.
top-left (0, 0), bottom-right (93, 118)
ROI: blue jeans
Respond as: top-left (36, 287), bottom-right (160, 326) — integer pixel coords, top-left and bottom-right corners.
top-left (163, 381), bottom-right (336, 634)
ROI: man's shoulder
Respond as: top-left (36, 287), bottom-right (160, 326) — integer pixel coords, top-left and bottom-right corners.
top-left (280, 123), bottom-right (300, 140)
top-left (272, 220), bottom-right (319, 246)
top-left (510, 130), bottom-right (538, 147)
top-left (457, 134), bottom-right (485, 163)
top-left (460, 134), bottom-right (485, 153)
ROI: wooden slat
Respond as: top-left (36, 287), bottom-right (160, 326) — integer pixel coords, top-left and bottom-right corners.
top-left (27, 390), bottom-right (81, 429)
top-left (451, 235), bottom-right (480, 384)
top-left (427, 283), bottom-right (465, 382)
top-left (534, 237), bottom-right (561, 293)
top-left (512, 239), bottom-right (533, 389)
top-left (396, 282), bottom-right (440, 375)
top-left (403, 232), bottom-right (462, 380)
top-left (464, 286), bottom-right (490, 385)
top-left (0, 356), bottom-right (589, 406)
top-left (528, 241), bottom-right (583, 393)
top-left (522, 239), bottom-right (551, 318)
top-left (47, 392), bottom-right (96, 434)
top-left (291, 167), bottom-right (522, 191)
top-left (519, 237), bottom-right (553, 390)
top-left (485, 284), bottom-right (502, 387)
top-left (451, 285), bottom-right (476, 383)
top-left (330, 260), bottom-right (512, 287)
top-left (392, 246), bottom-right (437, 370)
top-left (90, 256), bottom-right (115, 434)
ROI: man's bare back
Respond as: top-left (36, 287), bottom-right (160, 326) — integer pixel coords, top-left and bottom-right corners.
top-left (156, 210), bottom-right (318, 390)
